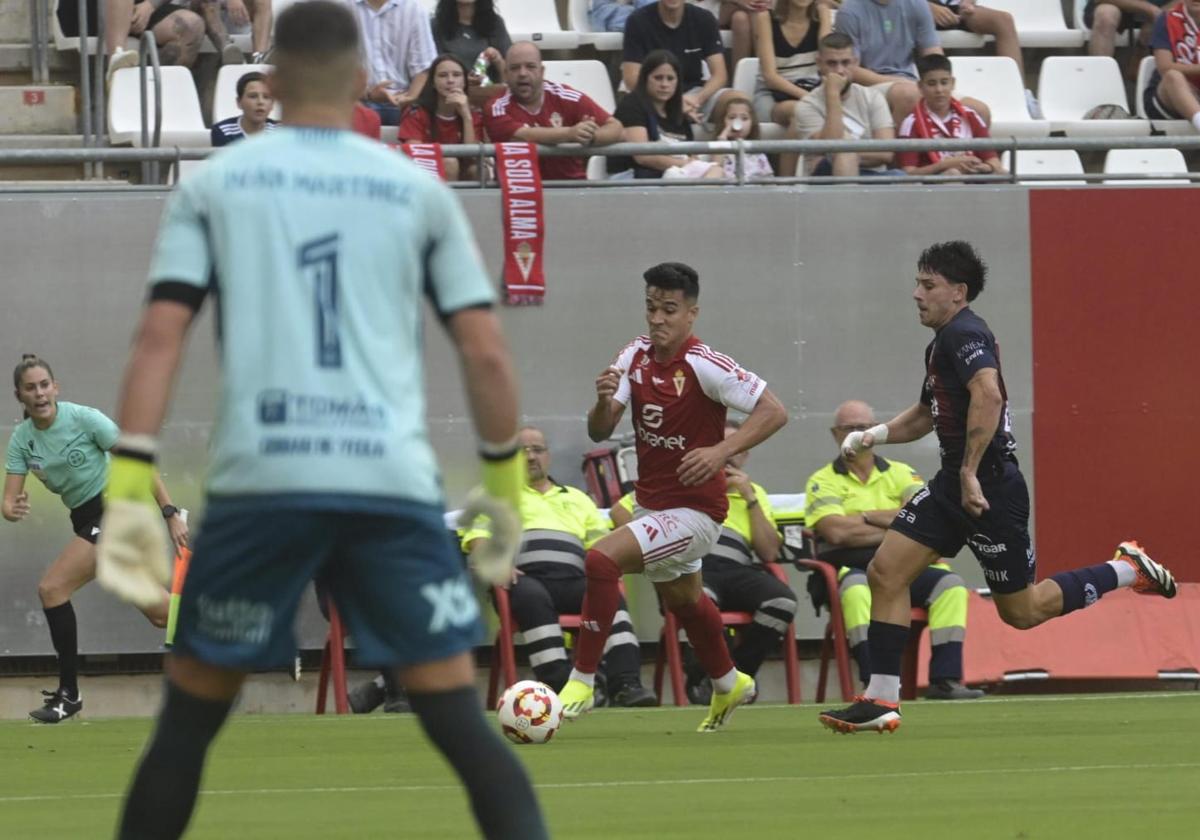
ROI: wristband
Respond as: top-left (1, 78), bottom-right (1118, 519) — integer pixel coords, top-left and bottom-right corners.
top-left (481, 449), bottom-right (525, 513)
top-left (745, 497), bottom-right (759, 510)
top-left (113, 432), bottom-right (159, 464)
top-left (478, 434), bottom-right (520, 461)
top-left (866, 423), bottom-right (889, 445)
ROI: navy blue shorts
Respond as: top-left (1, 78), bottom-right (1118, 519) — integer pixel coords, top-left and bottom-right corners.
top-left (889, 462), bottom-right (1036, 594)
top-left (174, 495), bottom-right (483, 670)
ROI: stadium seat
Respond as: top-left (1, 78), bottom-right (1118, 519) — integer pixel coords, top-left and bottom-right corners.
top-left (569, 0), bottom-right (624, 52)
top-left (1135, 55), bottom-right (1196, 135)
top-left (1000, 149), bottom-right (1086, 185)
top-left (315, 601), bottom-right (350, 715)
top-left (987, 0), bottom-right (1086, 48)
top-left (108, 66), bottom-right (210, 147)
top-left (949, 57), bottom-right (1051, 138)
top-left (1072, 0), bottom-right (1132, 48)
top-left (938, 29), bottom-right (988, 50)
top-left (542, 59), bottom-right (616, 113)
top-left (380, 124), bottom-right (399, 145)
top-left (212, 64), bottom-right (280, 124)
top-left (1037, 56), bottom-right (1150, 136)
top-left (653, 561), bottom-right (802, 706)
top-left (499, 0), bottom-right (581, 51)
top-left (1103, 148), bottom-right (1191, 184)
top-left (586, 155), bottom-right (608, 181)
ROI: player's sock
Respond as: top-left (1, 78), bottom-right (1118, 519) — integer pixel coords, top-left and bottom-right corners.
top-left (43, 602), bottom-right (79, 697)
top-left (712, 668), bottom-right (737, 694)
top-left (1107, 559), bottom-right (1137, 587)
top-left (1050, 563), bottom-right (1119, 614)
top-left (118, 680), bottom-right (233, 839)
top-left (573, 549), bottom-right (622, 675)
top-left (864, 620), bottom-right (908, 703)
top-left (672, 595), bottom-right (736, 681)
top-left (409, 686), bottom-right (549, 840)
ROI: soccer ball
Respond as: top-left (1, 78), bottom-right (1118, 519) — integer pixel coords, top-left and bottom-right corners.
top-left (496, 680), bottom-right (563, 745)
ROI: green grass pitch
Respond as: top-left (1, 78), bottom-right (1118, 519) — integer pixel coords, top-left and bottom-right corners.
top-left (4, 692), bottom-right (1199, 839)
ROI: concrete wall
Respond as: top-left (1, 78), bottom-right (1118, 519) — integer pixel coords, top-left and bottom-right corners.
top-left (0, 185), bottom-right (1033, 655)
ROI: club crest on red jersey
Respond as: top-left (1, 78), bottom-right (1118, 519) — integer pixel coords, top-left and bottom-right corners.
top-left (672, 369), bottom-right (686, 396)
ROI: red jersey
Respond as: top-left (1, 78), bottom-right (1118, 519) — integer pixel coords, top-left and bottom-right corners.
top-left (398, 106), bottom-right (485, 145)
top-left (612, 335), bottom-right (766, 522)
top-left (352, 103), bottom-right (381, 140)
top-left (483, 81), bottom-right (611, 181)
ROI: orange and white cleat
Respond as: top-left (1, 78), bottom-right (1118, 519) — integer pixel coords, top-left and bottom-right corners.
top-left (1114, 541), bottom-right (1177, 599)
top-left (818, 696), bottom-right (901, 734)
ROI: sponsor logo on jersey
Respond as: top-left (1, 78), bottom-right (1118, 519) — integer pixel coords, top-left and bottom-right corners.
top-left (651, 376), bottom-right (666, 386)
top-left (673, 369), bottom-right (686, 396)
top-left (641, 404), bottom-right (664, 429)
top-left (637, 426), bottom-right (687, 450)
top-left (257, 389), bottom-right (388, 430)
top-left (550, 112), bottom-right (563, 127)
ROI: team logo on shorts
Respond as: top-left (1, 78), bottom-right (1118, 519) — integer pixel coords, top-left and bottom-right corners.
top-left (67, 449), bottom-right (85, 468)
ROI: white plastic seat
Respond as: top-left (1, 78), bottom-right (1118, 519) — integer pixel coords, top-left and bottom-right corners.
top-left (1037, 56), bottom-right (1150, 136)
top-left (212, 64), bottom-right (280, 124)
top-left (542, 59), bottom-right (616, 112)
top-left (586, 155), bottom-right (607, 181)
top-left (988, 0), bottom-right (1085, 48)
top-left (499, 0), bottom-right (581, 51)
top-left (949, 57), bottom-right (1050, 137)
top-left (1073, 0), bottom-right (1132, 48)
top-left (938, 30), bottom-right (988, 50)
top-left (1103, 148), bottom-right (1191, 184)
top-left (108, 65), bottom-right (210, 147)
top-left (569, 0), bottom-right (624, 52)
top-left (732, 57), bottom-right (758, 96)
top-left (1135, 55), bottom-right (1196, 135)
top-left (1000, 149), bottom-right (1085, 185)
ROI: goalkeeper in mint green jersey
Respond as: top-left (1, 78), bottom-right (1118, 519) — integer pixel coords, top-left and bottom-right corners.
top-left (98, 3), bottom-right (543, 837)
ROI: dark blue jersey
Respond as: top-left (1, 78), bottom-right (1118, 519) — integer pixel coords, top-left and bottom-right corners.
top-left (920, 307), bottom-right (1017, 475)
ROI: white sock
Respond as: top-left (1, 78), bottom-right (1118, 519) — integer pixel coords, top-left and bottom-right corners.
top-left (1191, 113), bottom-right (1200, 132)
top-left (712, 668), bottom-right (738, 694)
top-left (865, 674), bottom-right (901, 703)
top-left (568, 668), bottom-right (594, 688)
top-left (1108, 558), bottom-right (1137, 587)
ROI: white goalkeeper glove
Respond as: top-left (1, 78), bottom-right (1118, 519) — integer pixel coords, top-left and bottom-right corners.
top-left (458, 487), bottom-right (522, 586)
top-left (841, 423), bottom-right (890, 460)
top-left (96, 438), bottom-right (170, 608)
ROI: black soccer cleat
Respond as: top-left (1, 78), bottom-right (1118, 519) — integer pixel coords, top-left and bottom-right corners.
top-left (29, 689), bottom-right (82, 724)
top-left (818, 696), bottom-right (901, 734)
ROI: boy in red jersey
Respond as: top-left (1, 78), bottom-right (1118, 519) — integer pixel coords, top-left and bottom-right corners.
top-left (560, 262), bottom-right (788, 732)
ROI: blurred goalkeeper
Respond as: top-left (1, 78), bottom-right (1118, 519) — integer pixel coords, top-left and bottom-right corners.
top-left (99, 2), bottom-right (546, 837)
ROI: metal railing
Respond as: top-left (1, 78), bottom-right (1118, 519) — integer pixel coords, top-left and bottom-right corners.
top-left (137, 31), bottom-right (164, 184)
top-left (29, 0), bottom-right (50, 84)
top-left (71, 0), bottom-right (107, 179)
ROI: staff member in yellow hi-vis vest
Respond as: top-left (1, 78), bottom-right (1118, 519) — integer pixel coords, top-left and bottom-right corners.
top-left (804, 400), bottom-right (983, 700)
top-left (613, 419), bottom-right (797, 705)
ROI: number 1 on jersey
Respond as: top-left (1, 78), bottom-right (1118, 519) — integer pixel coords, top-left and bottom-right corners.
top-left (299, 233), bottom-right (341, 369)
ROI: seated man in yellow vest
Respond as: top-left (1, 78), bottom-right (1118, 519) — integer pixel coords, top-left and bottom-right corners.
top-left (462, 426), bottom-right (657, 707)
top-left (805, 400), bottom-right (983, 700)
top-left (613, 420), bottom-right (798, 704)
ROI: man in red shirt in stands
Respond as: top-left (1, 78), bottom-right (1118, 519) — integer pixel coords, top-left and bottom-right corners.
top-left (559, 262), bottom-right (788, 732)
top-left (483, 41), bottom-right (623, 180)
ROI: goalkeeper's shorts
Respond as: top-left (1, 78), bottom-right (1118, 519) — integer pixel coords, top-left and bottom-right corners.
top-left (173, 494), bottom-right (483, 670)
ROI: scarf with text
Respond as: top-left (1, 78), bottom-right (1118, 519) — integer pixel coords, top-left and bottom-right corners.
top-left (495, 142), bottom-right (545, 305)
top-left (908, 97), bottom-right (990, 163)
top-left (1167, 4), bottom-right (1200, 91)
top-left (398, 142), bottom-right (447, 179)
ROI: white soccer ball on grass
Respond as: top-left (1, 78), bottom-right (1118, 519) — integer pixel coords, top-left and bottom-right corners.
top-left (496, 680), bottom-right (564, 745)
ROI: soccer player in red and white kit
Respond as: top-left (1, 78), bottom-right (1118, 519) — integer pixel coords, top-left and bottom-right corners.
top-left (559, 262), bottom-right (788, 732)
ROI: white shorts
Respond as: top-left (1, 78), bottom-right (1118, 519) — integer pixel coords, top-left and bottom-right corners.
top-left (626, 505), bottom-right (721, 583)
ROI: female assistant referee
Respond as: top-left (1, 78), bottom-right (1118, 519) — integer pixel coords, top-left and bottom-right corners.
top-left (2, 354), bottom-right (189, 723)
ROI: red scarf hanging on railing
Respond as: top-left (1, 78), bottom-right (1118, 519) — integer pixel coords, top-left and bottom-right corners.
top-left (907, 98), bottom-right (990, 164)
top-left (1166, 4), bottom-right (1200, 91)
top-left (494, 142), bottom-right (545, 306)
top-left (397, 142), bottom-right (448, 180)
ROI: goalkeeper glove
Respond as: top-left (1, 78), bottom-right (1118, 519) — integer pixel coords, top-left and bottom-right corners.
top-left (461, 439), bottom-right (525, 586)
top-left (96, 436), bottom-right (170, 608)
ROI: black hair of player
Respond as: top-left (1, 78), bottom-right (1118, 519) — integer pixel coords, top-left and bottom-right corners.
top-left (236, 71), bottom-right (268, 100)
top-left (274, 0), bottom-right (359, 57)
top-left (916, 53), bottom-right (953, 80)
top-left (13, 354), bottom-right (54, 419)
top-left (917, 241), bottom-right (987, 301)
top-left (643, 262), bottom-right (700, 301)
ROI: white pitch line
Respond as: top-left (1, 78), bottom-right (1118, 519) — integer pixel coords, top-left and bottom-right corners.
top-left (3, 761), bottom-right (1200, 805)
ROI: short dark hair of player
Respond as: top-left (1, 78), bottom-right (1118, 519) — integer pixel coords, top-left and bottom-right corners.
top-left (272, 1), bottom-right (361, 106)
top-left (917, 241), bottom-right (988, 301)
top-left (916, 53), bottom-right (953, 80)
top-left (819, 32), bottom-right (855, 54)
top-left (643, 262), bottom-right (700, 300)
top-left (236, 71), bottom-right (268, 100)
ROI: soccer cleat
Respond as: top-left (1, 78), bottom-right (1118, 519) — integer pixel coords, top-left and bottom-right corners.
top-left (819, 696), bottom-right (901, 734)
top-left (610, 682), bottom-right (658, 708)
top-left (348, 677), bottom-right (386, 714)
top-left (924, 679), bottom-right (985, 701)
top-left (558, 679), bottom-right (595, 720)
top-left (1115, 541), bottom-right (1177, 598)
top-left (696, 671), bottom-right (756, 733)
top-left (29, 689), bottom-right (82, 724)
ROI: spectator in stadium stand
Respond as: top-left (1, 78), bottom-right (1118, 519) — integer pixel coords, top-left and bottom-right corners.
top-left (622, 0), bottom-right (740, 127)
top-left (925, 1), bottom-right (1038, 116)
top-left (591, 0), bottom-right (657, 32)
top-left (1143, 0), bottom-right (1200, 135)
top-left (833, 0), bottom-right (943, 129)
top-left (710, 92), bottom-right (775, 178)
top-left (484, 41), bottom-right (623, 181)
top-left (353, 101), bottom-right (383, 139)
top-left (752, 0), bottom-right (834, 128)
top-left (347, 0), bottom-right (439, 125)
top-left (458, 426), bottom-right (658, 707)
top-left (790, 32), bottom-right (903, 178)
top-left (210, 72), bottom-right (279, 147)
top-left (896, 54), bottom-right (1004, 179)
top-left (610, 49), bottom-right (724, 179)
top-left (105, 0), bottom-right (208, 81)
top-left (1084, 0), bottom-right (1171, 59)
top-left (219, 0), bottom-right (274, 63)
top-left (690, 0), bottom-right (769, 71)
top-left (432, 0), bottom-right (512, 107)
top-left (804, 399), bottom-right (985, 700)
top-left (398, 54), bottom-right (485, 181)
top-left (612, 420), bottom-right (797, 704)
